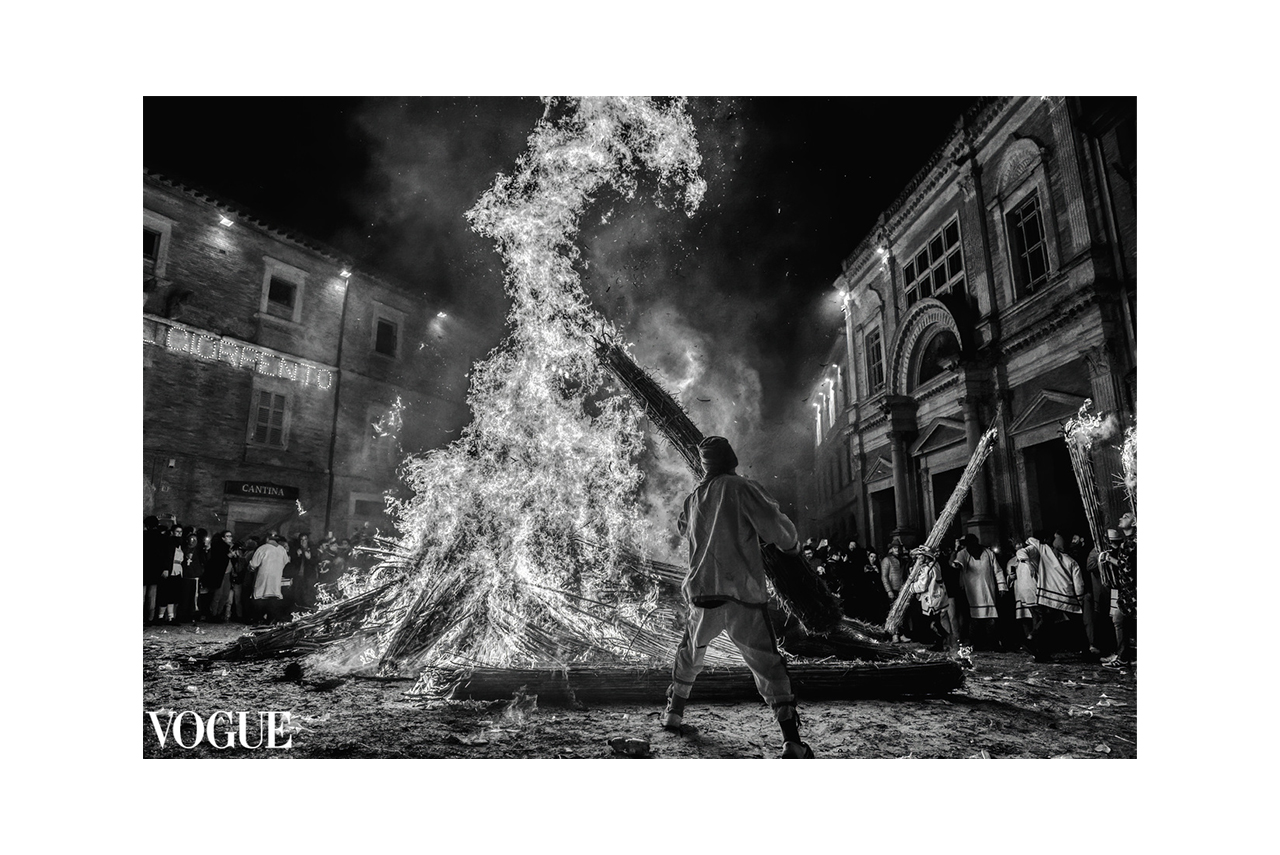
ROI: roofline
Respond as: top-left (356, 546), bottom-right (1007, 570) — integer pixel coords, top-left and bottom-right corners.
top-left (143, 168), bottom-right (426, 300)
top-left (840, 96), bottom-right (1013, 274)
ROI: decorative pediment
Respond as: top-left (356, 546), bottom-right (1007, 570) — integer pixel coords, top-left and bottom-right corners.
top-left (909, 417), bottom-right (967, 456)
top-left (1008, 390), bottom-right (1089, 435)
top-left (862, 454), bottom-right (893, 484)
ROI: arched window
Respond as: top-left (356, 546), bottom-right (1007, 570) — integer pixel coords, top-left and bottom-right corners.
top-left (913, 329), bottom-right (960, 389)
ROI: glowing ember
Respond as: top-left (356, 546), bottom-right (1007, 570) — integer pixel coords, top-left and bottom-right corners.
top-left (371, 396), bottom-right (405, 438)
top-left (319, 98), bottom-right (714, 674)
top-left (1063, 399), bottom-right (1120, 450)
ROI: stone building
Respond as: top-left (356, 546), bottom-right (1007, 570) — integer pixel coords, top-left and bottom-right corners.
top-left (806, 96), bottom-right (1136, 553)
top-left (143, 171), bottom-right (480, 541)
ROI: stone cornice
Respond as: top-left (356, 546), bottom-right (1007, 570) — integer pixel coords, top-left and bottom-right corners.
top-left (914, 373), bottom-right (961, 404)
top-left (1000, 285), bottom-right (1101, 356)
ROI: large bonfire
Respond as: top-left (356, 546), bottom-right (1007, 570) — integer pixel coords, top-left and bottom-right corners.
top-left (227, 98), bottom-right (736, 674)
top-left (206, 97), bottom-right (965, 701)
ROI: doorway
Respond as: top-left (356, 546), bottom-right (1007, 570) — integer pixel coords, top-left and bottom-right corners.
top-left (869, 488), bottom-right (896, 554)
top-left (1022, 439), bottom-right (1089, 541)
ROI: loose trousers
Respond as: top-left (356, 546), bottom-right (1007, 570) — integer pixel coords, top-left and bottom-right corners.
top-left (671, 601), bottom-right (794, 712)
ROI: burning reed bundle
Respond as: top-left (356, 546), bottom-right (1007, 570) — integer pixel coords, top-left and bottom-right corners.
top-left (595, 335), bottom-right (844, 635)
top-left (594, 336), bottom-right (707, 476)
top-left (1120, 424), bottom-right (1137, 515)
top-left (884, 417), bottom-right (1000, 636)
top-left (423, 659), bottom-right (964, 705)
top-left (1062, 399), bottom-right (1110, 550)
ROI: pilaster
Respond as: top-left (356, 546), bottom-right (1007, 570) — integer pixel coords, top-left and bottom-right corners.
top-left (1047, 96), bottom-right (1092, 257)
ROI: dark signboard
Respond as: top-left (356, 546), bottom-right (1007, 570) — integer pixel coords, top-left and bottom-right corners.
top-left (223, 481), bottom-right (299, 501)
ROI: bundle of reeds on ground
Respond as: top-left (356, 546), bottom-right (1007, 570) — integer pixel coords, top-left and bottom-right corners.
top-left (421, 659), bottom-right (964, 705)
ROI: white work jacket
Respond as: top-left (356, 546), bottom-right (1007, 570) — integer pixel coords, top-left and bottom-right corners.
top-left (677, 474), bottom-right (799, 607)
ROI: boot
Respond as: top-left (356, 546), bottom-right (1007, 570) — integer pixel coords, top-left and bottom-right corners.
top-left (775, 703), bottom-right (814, 758)
top-left (661, 684), bottom-right (687, 730)
top-left (780, 741), bottom-right (815, 759)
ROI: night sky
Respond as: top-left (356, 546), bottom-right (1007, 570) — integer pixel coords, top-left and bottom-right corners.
top-left (143, 96), bottom-right (975, 477)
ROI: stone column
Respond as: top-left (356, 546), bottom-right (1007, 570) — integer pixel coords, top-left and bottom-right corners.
top-left (882, 394), bottom-right (919, 544)
top-left (889, 430), bottom-right (913, 539)
top-left (958, 368), bottom-right (1000, 545)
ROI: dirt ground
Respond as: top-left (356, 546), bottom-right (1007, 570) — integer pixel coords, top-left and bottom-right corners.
top-left (142, 622), bottom-right (1136, 759)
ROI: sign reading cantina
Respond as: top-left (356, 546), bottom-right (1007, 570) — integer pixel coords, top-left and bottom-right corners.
top-left (223, 481), bottom-right (300, 501)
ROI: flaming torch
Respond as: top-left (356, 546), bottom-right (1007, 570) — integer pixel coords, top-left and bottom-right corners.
top-left (1062, 399), bottom-right (1119, 551)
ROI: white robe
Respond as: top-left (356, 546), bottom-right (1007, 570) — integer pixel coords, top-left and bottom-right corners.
top-left (250, 543), bottom-right (288, 599)
top-left (953, 547), bottom-right (1004, 619)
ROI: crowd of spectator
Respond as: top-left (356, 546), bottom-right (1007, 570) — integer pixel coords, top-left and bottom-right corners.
top-left (142, 515), bottom-right (378, 626)
top-left (803, 513), bottom-right (1137, 667)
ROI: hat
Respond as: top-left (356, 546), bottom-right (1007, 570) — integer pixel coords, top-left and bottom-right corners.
top-left (890, 536), bottom-right (904, 548)
top-left (1118, 512), bottom-right (1136, 532)
top-left (697, 436), bottom-right (739, 477)
top-left (1106, 528), bottom-right (1122, 542)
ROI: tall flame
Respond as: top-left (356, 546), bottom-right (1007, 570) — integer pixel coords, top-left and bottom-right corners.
top-left (334, 98), bottom-right (710, 672)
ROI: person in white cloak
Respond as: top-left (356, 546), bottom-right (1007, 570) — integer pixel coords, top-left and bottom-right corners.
top-left (1026, 533), bottom-right (1086, 662)
top-left (250, 534), bottom-right (289, 623)
top-left (951, 533), bottom-right (1006, 649)
top-left (663, 436), bottom-right (814, 759)
top-left (1011, 540), bottom-right (1039, 643)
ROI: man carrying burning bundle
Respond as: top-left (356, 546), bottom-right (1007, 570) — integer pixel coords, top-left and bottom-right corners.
top-left (662, 436), bottom-right (815, 759)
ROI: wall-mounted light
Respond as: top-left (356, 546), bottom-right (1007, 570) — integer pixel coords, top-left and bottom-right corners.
top-left (219, 215), bottom-right (234, 227)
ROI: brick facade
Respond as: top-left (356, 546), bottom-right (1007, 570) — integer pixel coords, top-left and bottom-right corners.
top-left (143, 172), bottom-right (478, 541)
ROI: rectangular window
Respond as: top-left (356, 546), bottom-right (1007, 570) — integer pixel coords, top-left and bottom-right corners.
top-left (903, 215), bottom-right (966, 307)
top-left (375, 318), bottom-right (399, 357)
top-left (143, 210), bottom-right (173, 281)
top-left (1008, 191), bottom-right (1050, 296)
top-left (259, 258), bottom-right (307, 324)
top-left (266, 276), bottom-right (297, 318)
top-left (144, 228), bottom-right (161, 264)
top-left (349, 492), bottom-right (389, 529)
top-left (865, 328), bottom-right (885, 394)
top-left (352, 498), bottom-right (383, 518)
top-left (252, 391), bottom-right (287, 447)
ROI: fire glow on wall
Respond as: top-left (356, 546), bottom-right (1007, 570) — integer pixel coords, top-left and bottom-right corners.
top-left (144, 315), bottom-right (334, 390)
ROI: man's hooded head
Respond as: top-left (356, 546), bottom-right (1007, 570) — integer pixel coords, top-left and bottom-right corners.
top-left (698, 436), bottom-right (739, 481)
